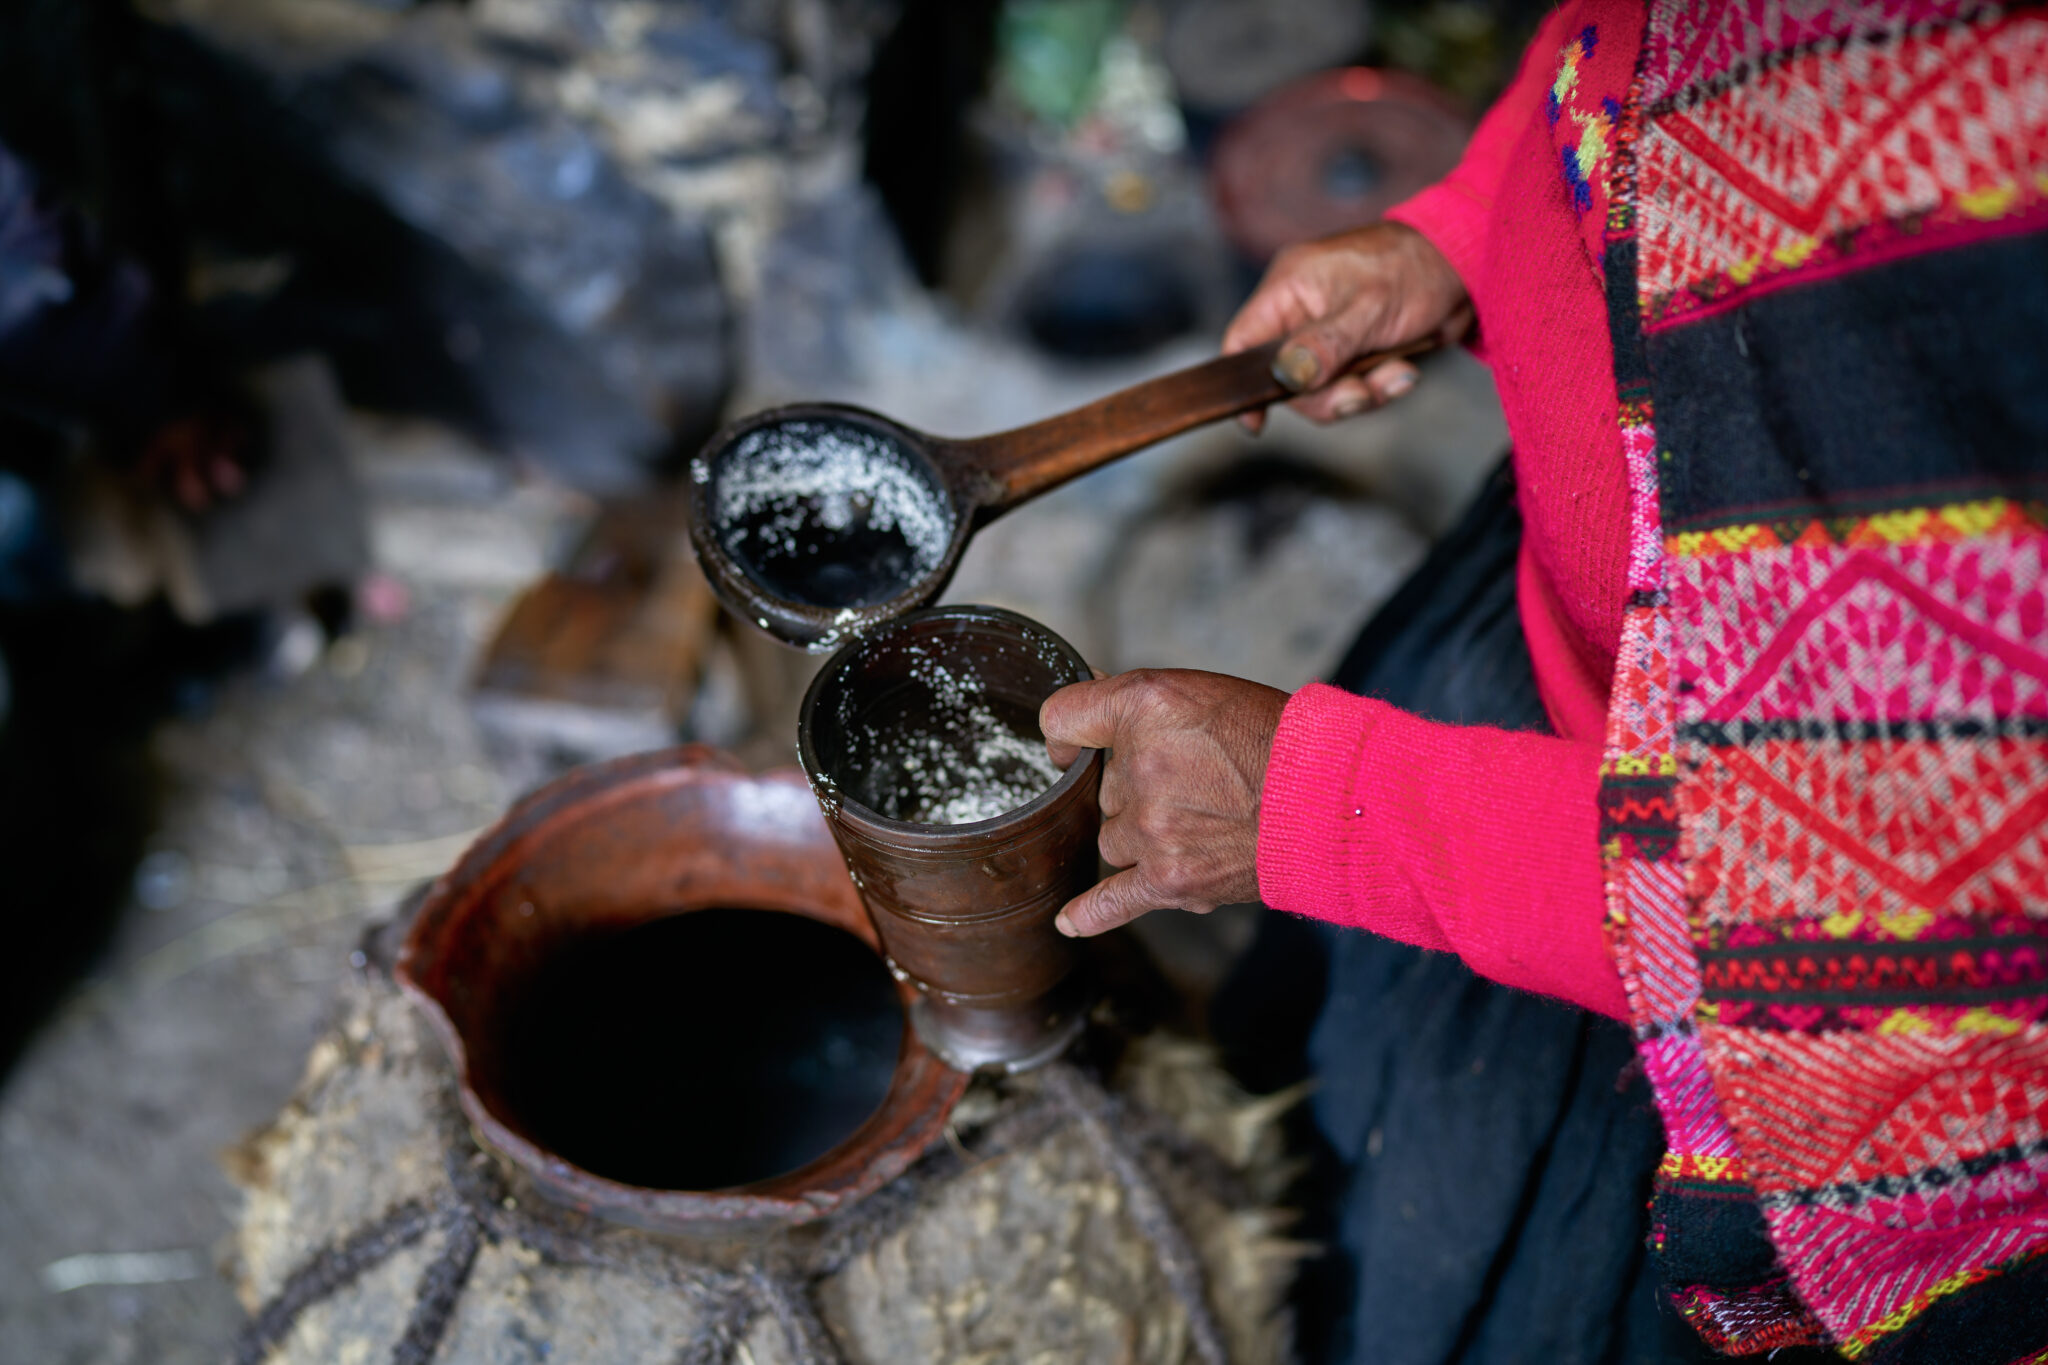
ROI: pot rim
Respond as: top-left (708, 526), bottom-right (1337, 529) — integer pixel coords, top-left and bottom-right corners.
top-left (394, 745), bottom-right (968, 1233)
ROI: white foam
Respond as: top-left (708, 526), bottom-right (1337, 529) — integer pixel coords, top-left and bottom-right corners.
top-left (714, 420), bottom-right (953, 570)
top-left (860, 645), bottom-right (1063, 826)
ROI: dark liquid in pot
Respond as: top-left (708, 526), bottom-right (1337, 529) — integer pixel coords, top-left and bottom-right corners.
top-left (499, 909), bottom-right (903, 1191)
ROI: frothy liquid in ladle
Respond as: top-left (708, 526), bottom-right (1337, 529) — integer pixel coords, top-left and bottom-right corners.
top-left (701, 418), bottom-right (953, 611)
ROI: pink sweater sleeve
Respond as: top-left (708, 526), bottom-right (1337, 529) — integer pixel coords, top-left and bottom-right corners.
top-left (1257, 684), bottom-right (1626, 1020)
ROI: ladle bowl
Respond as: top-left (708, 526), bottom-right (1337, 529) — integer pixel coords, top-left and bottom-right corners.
top-left (396, 746), bottom-right (968, 1235)
top-left (687, 335), bottom-right (1437, 649)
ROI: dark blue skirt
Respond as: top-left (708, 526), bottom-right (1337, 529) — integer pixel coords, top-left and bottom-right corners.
top-left (1214, 461), bottom-right (1742, 1365)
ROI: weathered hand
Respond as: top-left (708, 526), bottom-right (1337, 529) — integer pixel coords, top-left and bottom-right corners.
top-left (1039, 669), bottom-right (1288, 937)
top-left (1222, 220), bottom-right (1472, 432)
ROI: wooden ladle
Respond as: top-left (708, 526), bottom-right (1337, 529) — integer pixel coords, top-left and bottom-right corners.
top-left (684, 336), bottom-right (1435, 651)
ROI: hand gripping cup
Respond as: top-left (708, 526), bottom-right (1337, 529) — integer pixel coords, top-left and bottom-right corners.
top-left (797, 606), bottom-right (1102, 1072)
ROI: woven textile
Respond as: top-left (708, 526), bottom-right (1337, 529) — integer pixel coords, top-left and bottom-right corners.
top-left (1637, 5), bottom-right (2048, 328)
top-left (1601, 2), bottom-right (2048, 1359)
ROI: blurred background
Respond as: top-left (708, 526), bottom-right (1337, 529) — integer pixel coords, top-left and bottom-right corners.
top-left (0, 0), bottom-right (1540, 1358)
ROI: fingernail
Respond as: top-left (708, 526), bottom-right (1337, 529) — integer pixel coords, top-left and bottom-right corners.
top-left (1333, 396), bottom-right (1370, 420)
top-left (1272, 345), bottom-right (1322, 392)
top-left (1054, 914), bottom-right (1076, 937)
top-left (1379, 369), bottom-right (1416, 399)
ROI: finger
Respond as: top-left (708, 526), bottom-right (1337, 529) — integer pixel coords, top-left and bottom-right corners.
top-left (1289, 375), bottom-right (1378, 424)
top-left (210, 455), bottom-right (245, 497)
top-left (1046, 738), bottom-right (1083, 771)
top-left (1271, 294), bottom-right (1409, 396)
top-left (1369, 359), bottom-right (1420, 402)
top-left (1237, 408), bottom-right (1266, 436)
top-left (1289, 360), bottom-right (1419, 423)
top-left (1040, 673), bottom-right (1135, 756)
top-left (1046, 669), bottom-right (1116, 767)
top-left (1096, 811), bottom-right (1142, 869)
top-left (1054, 865), bottom-right (1175, 937)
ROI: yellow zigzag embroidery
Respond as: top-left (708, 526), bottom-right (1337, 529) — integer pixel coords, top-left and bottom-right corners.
top-left (1668, 497), bottom-right (2037, 557)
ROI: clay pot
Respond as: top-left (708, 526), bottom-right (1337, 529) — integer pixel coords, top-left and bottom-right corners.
top-left (396, 746), bottom-right (966, 1234)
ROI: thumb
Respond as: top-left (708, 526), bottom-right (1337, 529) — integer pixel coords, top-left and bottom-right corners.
top-left (1272, 303), bottom-right (1396, 395)
top-left (1054, 866), bottom-right (1174, 937)
top-left (1040, 676), bottom-right (1119, 769)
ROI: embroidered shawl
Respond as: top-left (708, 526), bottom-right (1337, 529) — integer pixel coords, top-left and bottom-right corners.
top-left (1591, 2), bottom-right (2048, 1359)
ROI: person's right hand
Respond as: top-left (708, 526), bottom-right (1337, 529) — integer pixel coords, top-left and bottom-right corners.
top-left (1222, 220), bottom-right (1472, 433)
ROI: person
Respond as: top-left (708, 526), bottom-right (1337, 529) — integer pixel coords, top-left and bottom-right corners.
top-left (0, 134), bottom-right (252, 618)
top-left (1041, 3), bottom-right (2048, 1362)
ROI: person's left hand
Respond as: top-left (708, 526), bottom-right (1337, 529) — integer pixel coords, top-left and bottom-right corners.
top-left (136, 409), bottom-right (250, 513)
top-left (1039, 669), bottom-right (1288, 937)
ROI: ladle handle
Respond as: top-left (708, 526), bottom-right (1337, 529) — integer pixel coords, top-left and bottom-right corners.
top-left (951, 335), bottom-right (1439, 513)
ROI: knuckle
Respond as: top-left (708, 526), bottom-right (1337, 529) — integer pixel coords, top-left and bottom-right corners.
top-left (1153, 860), bottom-right (1196, 902)
top-left (1134, 804), bottom-right (1176, 842)
top-left (1125, 747), bottom-right (1170, 790)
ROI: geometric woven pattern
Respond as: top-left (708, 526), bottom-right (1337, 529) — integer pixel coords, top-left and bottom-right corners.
top-left (1710, 1027), bottom-right (2048, 1355)
top-left (1683, 736), bottom-right (2048, 930)
top-left (1636, 7), bottom-right (2048, 325)
top-left (1600, 3), bottom-right (2048, 1357)
top-left (1674, 537), bottom-right (2048, 724)
top-left (1639, 0), bottom-right (1969, 106)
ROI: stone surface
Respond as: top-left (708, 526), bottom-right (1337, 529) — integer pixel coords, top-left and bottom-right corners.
top-left (225, 964), bottom-right (1300, 1365)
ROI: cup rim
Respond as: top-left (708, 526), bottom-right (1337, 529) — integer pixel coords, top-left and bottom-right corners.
top-left (796, 604), bottom-right (1099, 842)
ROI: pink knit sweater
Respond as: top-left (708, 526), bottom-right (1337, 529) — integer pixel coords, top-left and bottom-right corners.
top-left (1256, 2), bottom-right (1635, 1020)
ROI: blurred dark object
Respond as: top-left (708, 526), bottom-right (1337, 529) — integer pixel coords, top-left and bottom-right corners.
top-left (68, 357), bottom-right (370, 626)
top-left (0, 0), bottom-right (748, 495)
top-left (0, 138), bottom-right (362, 622)
top-left (133, 400), bottom-right (253, 515)
top-left (984, 177), bottom-right (1235, 362)
top-left (0, 139), bottom-right (170, 460)
top-left (1096, 450), bottom-right (1426, 687)
top-left (150, 1), bottom-right (736, 493)
top-left (1164, 0), bottom-right (1372, 119)
top-left (0, 595), bottom-right (270, 1086)
top-left (1018, 237), bottom-right (1202, 358)
top-left (1370, 0), bottom-right (1549, 108)
top-left (865, 0), bottom-right (1003, 287)
top-left (471, 494), bottom-right (720, 782)
top-left (1211, 68), bottom-right (1469, 263)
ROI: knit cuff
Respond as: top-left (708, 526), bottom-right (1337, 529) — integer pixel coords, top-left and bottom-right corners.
top-left (1258, 682), bottom-right (1628, 1019)
top-left (1257, 684), bottom-right (1450, 951)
